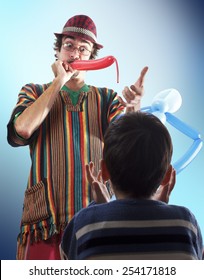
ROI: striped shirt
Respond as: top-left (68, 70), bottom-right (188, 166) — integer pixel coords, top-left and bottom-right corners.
top-left (60, 199), bottom-right (203, 260)
top-left (7, 83), bottom-right (124, 244)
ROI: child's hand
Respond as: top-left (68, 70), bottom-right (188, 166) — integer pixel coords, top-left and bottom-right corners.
top-left (86, 161), bottom-right (111, 203)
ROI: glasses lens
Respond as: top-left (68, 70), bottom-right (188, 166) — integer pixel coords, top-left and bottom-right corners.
top-left (63, 43), bottom-right (90, 56)
top-left (63, 43), bottom-right (73, 51)
top-left (79, 46), bottom-right (90, 56)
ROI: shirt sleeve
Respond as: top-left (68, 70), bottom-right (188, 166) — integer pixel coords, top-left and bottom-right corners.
top-left (108, 91), bottom-right (124, 124)
top-left (7, 83), bottom-right (43, 147)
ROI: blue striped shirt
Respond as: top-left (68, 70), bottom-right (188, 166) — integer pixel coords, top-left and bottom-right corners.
top-left (61, 199), bottom-right (203, 260)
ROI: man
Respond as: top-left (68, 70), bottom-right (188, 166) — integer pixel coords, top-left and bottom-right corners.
top-left (60, 112), bottom-right (203, 260)
top-left (7, 15), bottom-right (148, 259)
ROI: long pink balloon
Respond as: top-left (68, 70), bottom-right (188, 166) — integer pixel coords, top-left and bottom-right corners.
top-left (70, 55), bottom-right (119, 83)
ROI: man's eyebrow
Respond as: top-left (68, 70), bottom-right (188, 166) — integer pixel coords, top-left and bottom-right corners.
top-left (81, 39), bottom-right (92, 46)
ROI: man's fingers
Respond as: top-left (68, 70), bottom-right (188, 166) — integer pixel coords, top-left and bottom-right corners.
top-left (140, 66), bottom-right (149, 85)
top-left (118, 96), bottom-right (127, 107)
top-left (134, 66), bottom-right (149, 87)
top-left (130, 85), bottom-right (143, 97)
top-left (122, 87), bottom-right (135, 102)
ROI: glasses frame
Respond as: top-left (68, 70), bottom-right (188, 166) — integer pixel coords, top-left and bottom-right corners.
top-left (62, 42), bottom-right (92, 57)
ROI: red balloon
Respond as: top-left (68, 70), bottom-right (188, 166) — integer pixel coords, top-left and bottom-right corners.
top-left (70, 56), bottom-right (119, 83)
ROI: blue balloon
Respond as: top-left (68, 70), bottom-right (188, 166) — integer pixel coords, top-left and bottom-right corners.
top-left (141, 108), bottom-right (203, 174)
top-left (165, 112), bottom-right (203, 174)
top-left (119, 89), bottom-right (202, 174)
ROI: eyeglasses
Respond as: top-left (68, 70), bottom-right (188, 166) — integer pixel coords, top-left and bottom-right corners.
top-left (62, 42), bottom-right (91, 56)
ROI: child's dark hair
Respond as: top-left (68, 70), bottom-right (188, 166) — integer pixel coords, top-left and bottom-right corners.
top-left (103, 112), bottom-right (173, 199)
top-left (53, 36), bottom-right (99, 60)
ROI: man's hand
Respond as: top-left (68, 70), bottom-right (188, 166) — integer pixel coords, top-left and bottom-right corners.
top-left (118, 66), bottom-right (148, 112)
top-left (51, 60), bottom-right (77, 85)
top-left (86, 161), bottom-right (111, 204)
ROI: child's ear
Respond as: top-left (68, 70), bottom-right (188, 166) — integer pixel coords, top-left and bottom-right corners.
top-left (100, 159), bottom-right (110, 182)
top-left (161, 164), bottom-right (173, 186)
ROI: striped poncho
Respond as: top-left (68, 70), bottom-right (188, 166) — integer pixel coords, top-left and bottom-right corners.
top-left (7, 83), bottom-right (124, 244)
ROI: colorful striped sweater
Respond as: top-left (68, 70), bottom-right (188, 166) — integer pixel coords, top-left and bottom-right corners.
top-left (7, 83), bottom-right (124, 244)
top-left (60, 199), bottom-right (203, 260)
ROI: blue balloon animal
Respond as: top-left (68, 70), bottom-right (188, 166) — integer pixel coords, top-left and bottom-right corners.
top-left (141, 89), bottom-right (203, 174)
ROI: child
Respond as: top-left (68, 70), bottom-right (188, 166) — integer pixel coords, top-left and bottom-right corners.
top-left (60, 112), bottom-right (203, 259)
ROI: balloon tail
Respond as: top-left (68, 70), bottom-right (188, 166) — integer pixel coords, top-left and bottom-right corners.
top-left (114, 57), bottom-right (119, 83)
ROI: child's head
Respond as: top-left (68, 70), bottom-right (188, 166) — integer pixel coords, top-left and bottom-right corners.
top-left (103, 112), bottom-right (173, 199)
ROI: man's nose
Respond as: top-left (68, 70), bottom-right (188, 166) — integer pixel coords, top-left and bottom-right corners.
top-left (70, 48), bottom-right (80, 59)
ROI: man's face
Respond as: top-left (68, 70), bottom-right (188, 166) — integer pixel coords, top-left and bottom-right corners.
top-left (57, 36), bottom-right (93, 63)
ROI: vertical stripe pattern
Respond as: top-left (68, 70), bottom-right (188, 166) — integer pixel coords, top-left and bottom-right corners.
top-left (7, 83), bottom-right (124, 244)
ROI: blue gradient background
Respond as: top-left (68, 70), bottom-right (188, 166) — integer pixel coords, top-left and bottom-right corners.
top-left (0, 0), bottom-right (203, 259)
